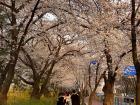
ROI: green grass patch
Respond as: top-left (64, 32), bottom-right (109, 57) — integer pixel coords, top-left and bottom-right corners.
top-left (7, 91), bottom-right (56, 105)
top-left (8, 99), bottom-right (54, 105)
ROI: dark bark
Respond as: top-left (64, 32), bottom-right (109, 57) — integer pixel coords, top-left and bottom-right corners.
top-left (18, 75), bottom-right (34, 85)
top-left (30, 61), bottom-right (56, 99)
top-left (20, 49), bottom-right (57, 99)
top-left (0, 65), bottom-right (8, 92)
top-left (38, 44), bottom-right (61, 98)
top-left (0, 26), bottom-right (18, 104)
top-left (30, 80), bottom-right (41, 99)
top-left (88, 64), bottom-right (92, 91)
top-left (19, 48), bottom-right (41, 99)
top-left (19, 27), bottom-right (80, 99)
top-left (88, 70), bottom-right (106, 105)
top-left (103, 78), bottom-right (115, 105)
top-left (39, 61), bottom-right (56, 97)
top-left (103, 42), bottom-right (115, 105)
top-left (0, 1), bottom-right (18, 104)
top-left (136, 73), bottom-right (140, 105)
top-left (0, 0), bottom-right (41, 104)
top-left (131, 0), bottom-right (140, 105)
top-left (0, 58), bottom-right (17, 105)
top-left (20, 48), bottom-right (57, 99)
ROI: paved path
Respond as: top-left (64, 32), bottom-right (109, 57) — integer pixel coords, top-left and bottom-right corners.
top-left (84, 97), bottom-right (102, 105)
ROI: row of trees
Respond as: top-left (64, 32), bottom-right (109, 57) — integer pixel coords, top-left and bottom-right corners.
top-left (0, 0), bottom-right (139, 105)
top-left (0, 0), bottom-right (87, 104)
top-left (67, 0), bottom-right (139, 105)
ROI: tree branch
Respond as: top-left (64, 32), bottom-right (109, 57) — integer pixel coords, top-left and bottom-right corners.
top-left (19, 57), bottom-right (31, 68)
top-left (21, 47), bottom-right (37, 80)
top-left (17, 0), bottom-right (41, 49)
top-left (23, 36), bottom-right (35, 45)
top-left (115, 49), bottom-right (132, 71)
top-left (18, 75), bottom-right (34, 85)
top-left (57, 50), bottom-right (81, 61)
top-left (0, 2), bottom-right (12, 10)
top-left (39, 59), bottom-right (50, 77)
top-left (136, 19), bottom-right (140, 27)
top-left (32, 11), bottom-right (50, 24)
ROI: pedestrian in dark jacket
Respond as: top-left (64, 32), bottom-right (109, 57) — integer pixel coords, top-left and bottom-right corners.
top-left (71, 90), bottom-right (80, 105)
top-left (57, 96), bottom-right (66, 105)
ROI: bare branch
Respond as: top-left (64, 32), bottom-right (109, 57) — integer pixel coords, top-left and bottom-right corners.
top-left (0, 2), bottom-right (12, 10)
top-left (136, 19), bottom-right (140, 27)
top-left (92, 0), bottom-right (101, 12)
top-left (19, 57), bottom-right (31, 68)
top-left (39, 60), bottom-right (50, 77)
top-left (17, 0), bottom-right (41, 50)
top-left (95, 56), bottom-right (104, 84)
top-left (18, 15), bottom-right (29, 31)
top-left (18, 75), bottom-right (34, 85)
top-left (21, 47), bottom-right (37, 79)
top-left (23, 36), bottom-right (35, 45)
top-left (115, 49), bottom-right (132, 71)
top-left (45, 21), bottom-right (65, 31)
top-left (32, 11), bottom-right (50, 24)
top-left (57, 50), bottom-right (81, 61)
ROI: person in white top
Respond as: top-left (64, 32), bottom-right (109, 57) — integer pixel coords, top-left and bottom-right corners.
top-left (64, 92), bottom-right (72, 105)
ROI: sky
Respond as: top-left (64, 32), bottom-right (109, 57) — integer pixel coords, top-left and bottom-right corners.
top-left (43, 13), bottom-right (57, 21)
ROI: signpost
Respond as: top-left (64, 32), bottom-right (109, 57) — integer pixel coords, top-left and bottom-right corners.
top-left (123, 66), bottom-right (136, 76)
top-left (90, 60), bottom-right (97, 65)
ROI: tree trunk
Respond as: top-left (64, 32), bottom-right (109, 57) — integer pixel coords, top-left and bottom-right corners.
top-left (88, 90), bottom-right (97, 105)
top-left (0, 71), bottom-right (7, 92)
top-left (103, 92), bottom-right (114, 105)
top-left (31, 81), bottom-right (41, 100)
top-left (0, 1), bottom-right (19, 104)
top-left (80, 88), bottom-right (86, 105)
top-left (130, 0), bottom-right (140, 104)
top-left (0, 94), bottom-right (7, 105)
top-left (0, 60), bottom-right (16, 105)
top-left (0, 0), bottom-right (40, 104)
top-left (103, 81), bottom-right (114, 105)
top-left (39, 61), bottom-right (56, 97)
top-left (0, 49), bottom-right (20, 105)
top-left (136, 73), bottom-right (140, 105)
top-left (39, 78), bottom-right (50, 98)
top-left (88, 71), bottom-right (105, 105)
top-left (0, 41), bottom-right (19, 105)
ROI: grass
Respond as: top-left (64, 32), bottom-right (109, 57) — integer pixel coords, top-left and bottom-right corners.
top-left (7, 91), bottom-right (57, 105)
top-left (8, 99), bottom-right (55, 105)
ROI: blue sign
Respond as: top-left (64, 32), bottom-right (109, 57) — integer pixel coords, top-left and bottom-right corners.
top-left (124, 66), bottom-right (136, 76)
top-left (90, 60), bottom-right (97, 65)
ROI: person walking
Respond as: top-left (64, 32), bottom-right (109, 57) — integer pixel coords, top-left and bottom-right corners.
top-left (57, 96), bottom-right (66, 105)
top-left (71, 90), bottom-right (80, 105)
top-left (64, 92), bottom-right (71, 105)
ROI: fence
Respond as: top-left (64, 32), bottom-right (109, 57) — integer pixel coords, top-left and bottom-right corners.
top-left (97, 95), bottom-right (135, 105)
top-left (114, 96), bottom-right (135, 105)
